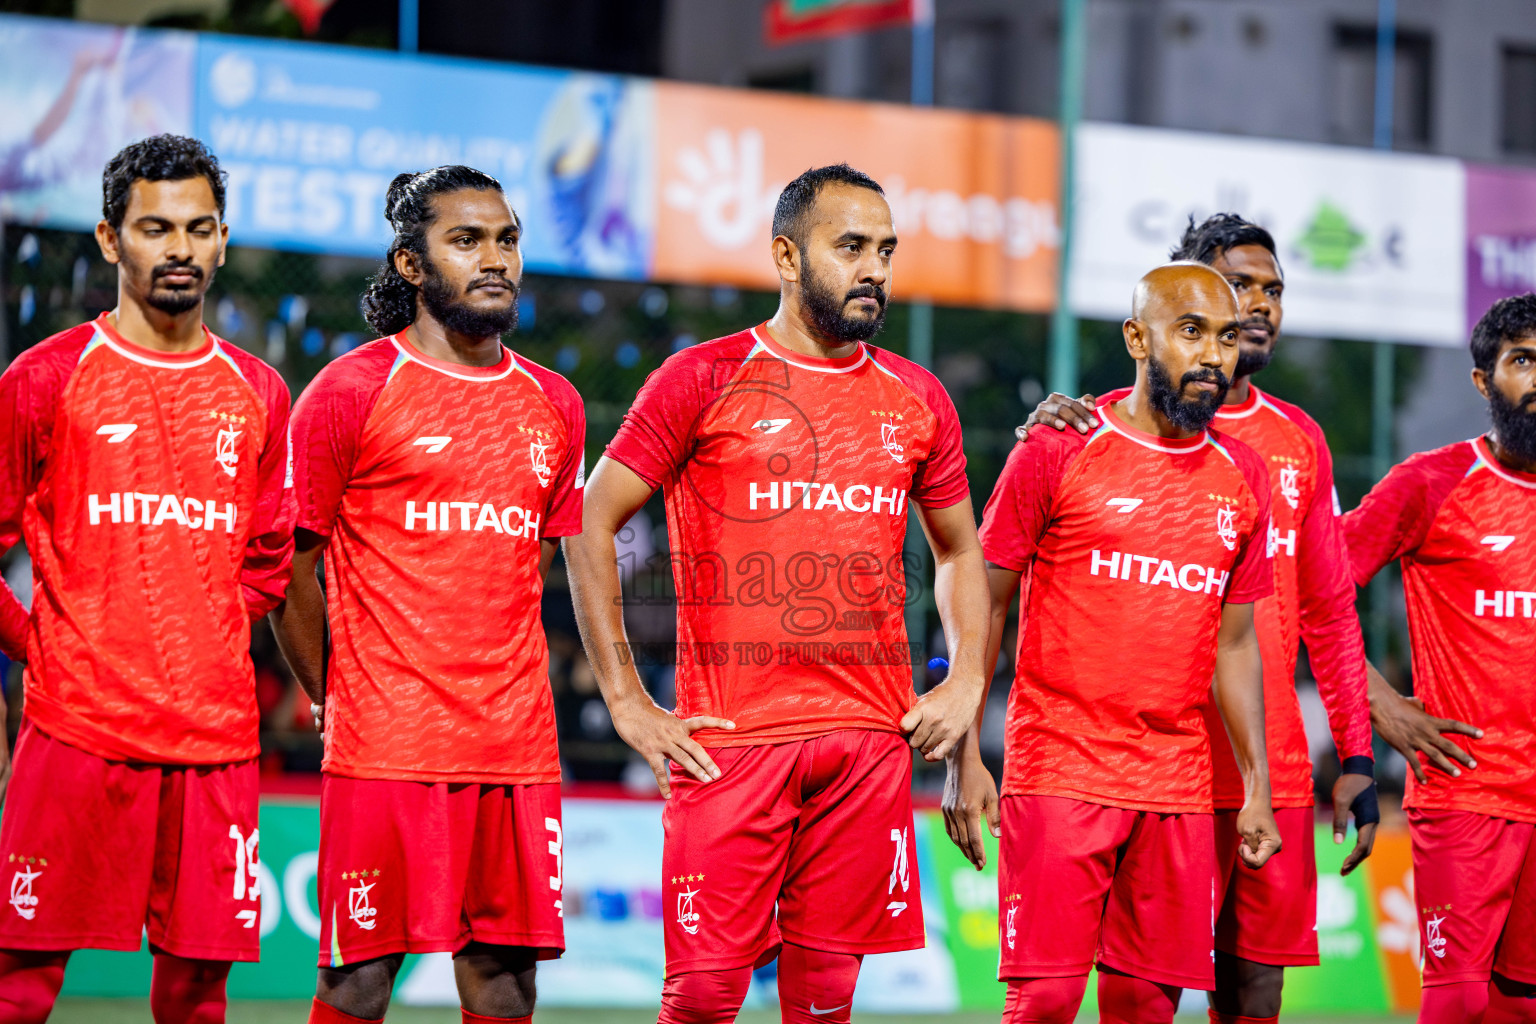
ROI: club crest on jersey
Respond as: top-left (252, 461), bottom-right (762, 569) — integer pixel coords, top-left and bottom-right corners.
top-left (1279, 465), bottom-right (1300, 509)
top-left (7, 856), bottom-right (42, 920)
top-left (519, 426), bottom-right (555, 487)
top-left (871, 410), bottom-right (906, 463)
top-left (1215, 504), bottom-right (1238, 551)
top-left (210, 410), bottom-right (248, 478)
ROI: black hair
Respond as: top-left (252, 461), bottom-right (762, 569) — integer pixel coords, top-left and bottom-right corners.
top-left (101, 134), bottom-right (227, 230)
top-left (360, 165), bottom-right (507, 337)
top-left (771, 163), bottom-right (885, 252)
top-left (1169, 212), bottom-right (1280, 271)
top-left (1470, 293), bottom-right (1536, 375)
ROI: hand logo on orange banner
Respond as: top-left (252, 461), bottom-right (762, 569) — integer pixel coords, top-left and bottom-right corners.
top-left (653, 82), bottom-right (1060, 312)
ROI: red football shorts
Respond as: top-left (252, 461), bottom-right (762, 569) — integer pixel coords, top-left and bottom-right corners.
top-left (1408, 807), bottom-right (1536, 987)
top-left (997, 794), bottom-right (1215, 990)
top-left (316, 775), bottom-right (564, 968)
top-left (0, 721), bottom-right (260, 961)
top-left (1213, 806), bottom-right (1318, 966)
top-left (661, 729), bottom-right (923, 976)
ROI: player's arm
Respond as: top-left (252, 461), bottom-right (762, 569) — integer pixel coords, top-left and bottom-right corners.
top-left (564, 456), bottom-right (734, 798)
top-left (1343, 458), bottom-right (1483, 781)
top-left (1293, 433), bottom-right (1378, 873)
top-left (240, 375), bottom-right (297, 621)
top-left (903, 498), bottom-right (989, 762)
top-left (269, 531), bottom-right (327, 727)
top-left (942, 561), bottom-right (1019, 870)
top-left (1212, 601), bottom-right (1282, 869)
top-left (1013, 392), bottom-right (1100, 439)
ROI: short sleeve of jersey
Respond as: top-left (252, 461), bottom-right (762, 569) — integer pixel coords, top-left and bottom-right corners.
top-left (519, 359), bottom-right (586, 539)
top-left (0, 329), bottom-right (90, 658)
top-left (1343, 445), bottom-right (1476, 585)
top-left (605, 347), bottom-right (714, 488)
top-left (978, 427), bottom-right (1086, 570)
top-left (290, 341), bottom-right (395, 540)
top-left (1224, 435), bottom-right (1274, 604)
top-left (869, 349), bottom-right (969, 510)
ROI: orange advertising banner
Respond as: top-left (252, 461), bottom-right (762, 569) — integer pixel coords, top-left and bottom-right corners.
top-left (652, 81), bottom-right (1060, 312)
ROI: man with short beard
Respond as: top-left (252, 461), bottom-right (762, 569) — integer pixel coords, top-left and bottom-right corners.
top-left (1344, 294), bottom-right (1536, 1024)
top-left (0, 135), bottom-right (295, 1024)
top-left (952, 262), bottom-right (1281, 1024)
top-left (1002, 215), bottom-right (1384, 1024)
top-left (566, 163), bottom-right (989, 1024)
top-left (273, 166), bottom-right (585, 1024)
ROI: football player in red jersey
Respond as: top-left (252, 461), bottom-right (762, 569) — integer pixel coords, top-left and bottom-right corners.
top-left (989, 214), bottom-right (1383, 1024)
top-left (955, 262), bottom-right (1282, 1024)
top-left (273, 167), bottom-right (584, 1024)
top-left (0, 136), bottom-right (295, 1023)
top-left (565, 164), bottom-right (989, 1024)
top-left (1345, 295), bottom-right (1536, 1024)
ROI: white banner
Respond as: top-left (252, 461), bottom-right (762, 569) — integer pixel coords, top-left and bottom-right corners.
top-left (1070, 123), bottom-right (1467, 347)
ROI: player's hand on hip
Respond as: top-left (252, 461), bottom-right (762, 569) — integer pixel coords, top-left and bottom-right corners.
top-left (901, 672), bottom-right (985, 762)
top-left (1235, 804), bottom-right (1283, 869)
top-left (1014, 393), bottom-right (1099, 441)
top-left (610, 697), bottom-right (734, 798)
top-left (1371, 693), bottom-right (1481, 784)
top-left (1331, 772), bottom-right (1379, 875)
top-left (941, 744), bottom-right (1000, 870)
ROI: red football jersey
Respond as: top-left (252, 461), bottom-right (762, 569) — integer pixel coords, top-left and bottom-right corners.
top-left (292, 333), bottom-right (584, 785)
top-left (1205, 387), bottom-right (1373, 808)
top-left (1345, 436), bottom-right (1536, 824)
top-left (0, 314), bottom-right (294, 764)
top-left (604, 323), bottom-right (969, 747)
top-left (980, 397), bottom-right (1273, 814)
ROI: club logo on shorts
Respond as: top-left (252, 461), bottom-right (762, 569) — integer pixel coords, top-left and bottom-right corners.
top-left (1006, 905), bottom-right (1018, 950)
top-left (675, 876), bottom-right (702, 935)
top-left (7, 855), bottom-right (43, 920)
top-left (1215, 503), bottom-right (1238, 551)
top-left (1424, 909), bottom-right (1448, 959)
top-left (886, 827), bottom-right (910, 918)
top-left (1279, 465), bottom-right (1301, 509)
top-left (210, 411), bottom-right (246, 478)
top-left (344, 870), bottom-right (379, 930)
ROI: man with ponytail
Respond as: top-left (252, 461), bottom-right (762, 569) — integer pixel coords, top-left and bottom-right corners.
top-left (274, 166), bottom-right (585, 1024)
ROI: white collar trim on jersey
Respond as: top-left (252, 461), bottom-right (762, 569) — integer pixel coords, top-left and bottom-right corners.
top-left (93, 321), bottom-right (220, 370)
top-left (747, 326), bottom-right (869, 374)
top-left (1470, 436), bottom-right (1536, 489)
top-left (1097, 401), bottom-right (1212, 456)
top-left (390, 335), bottom-right (515, 382)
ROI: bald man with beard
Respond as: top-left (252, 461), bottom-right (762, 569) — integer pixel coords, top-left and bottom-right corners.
top-left (945, 263), bottom-right (1283, 1024)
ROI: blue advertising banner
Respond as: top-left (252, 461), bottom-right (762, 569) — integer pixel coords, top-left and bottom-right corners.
top-left (193, 35), bottom-right (655, 277)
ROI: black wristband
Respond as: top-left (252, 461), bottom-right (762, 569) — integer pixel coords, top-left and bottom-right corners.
top-left (1341, 754), bottom-right (1375, 777)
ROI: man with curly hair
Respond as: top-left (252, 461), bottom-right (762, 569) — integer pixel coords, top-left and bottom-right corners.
top-left (273, 165), bottom-right (584, 1024)
top-left (0, 135), bottom-right (295, 1023)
